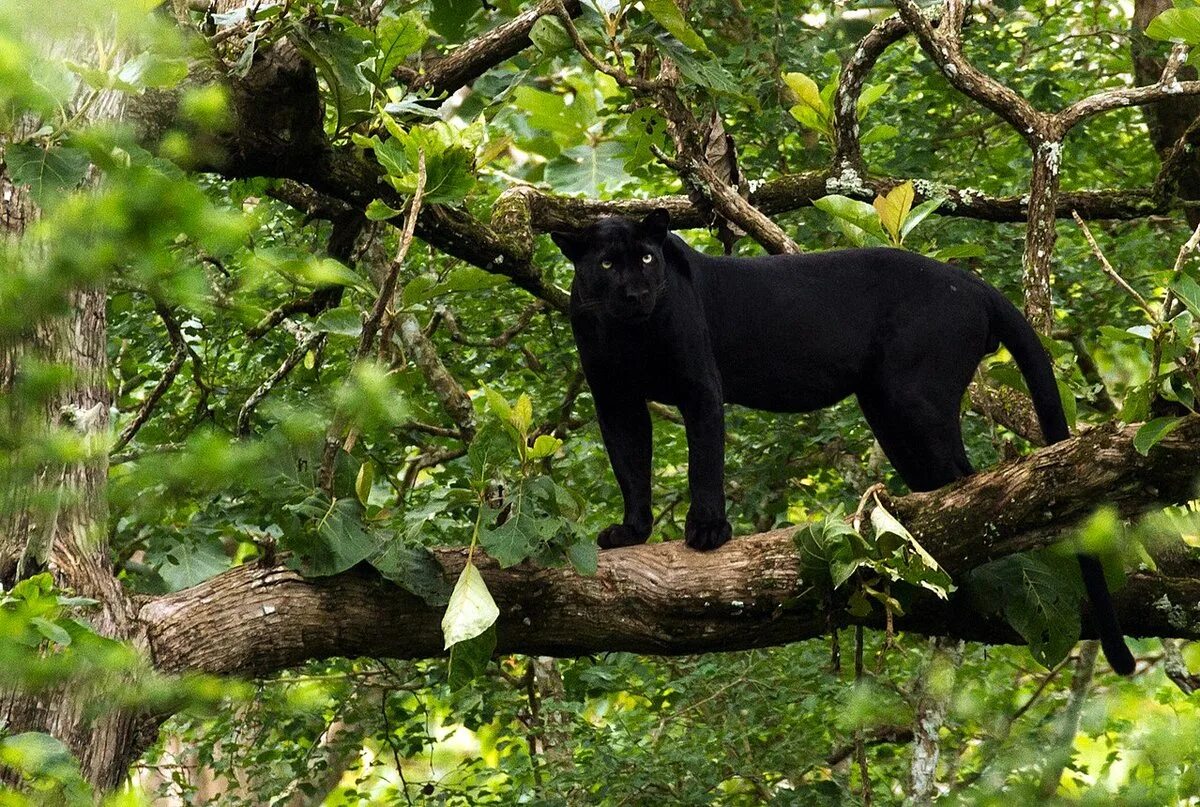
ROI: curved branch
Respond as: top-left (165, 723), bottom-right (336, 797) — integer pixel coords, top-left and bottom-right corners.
top-left (395, 0), bottom-right (583, 95)
top-left (142, 416), bottom-right (1200, 677)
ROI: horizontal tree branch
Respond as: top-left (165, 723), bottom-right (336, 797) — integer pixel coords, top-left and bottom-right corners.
top-left (140, 416), bottom-right (1200, 678)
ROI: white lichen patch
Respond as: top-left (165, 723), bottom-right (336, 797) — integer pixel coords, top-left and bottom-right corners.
top-left (944, 63), bottom-right (958, 78)
top-left (1037, 141), bottom-right (1063, 177)
top-left (748, 178), bottom-right (764, 193)
top-left (825, 164), bottom-right (871, 197)
top-left (1154, 594), bottom-right (1190, 630)
top-left (1166, 79), bottom-right (1184, 95)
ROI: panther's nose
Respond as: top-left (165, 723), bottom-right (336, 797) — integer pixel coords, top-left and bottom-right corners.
top-left (624, 288), bottom-right (650, 305)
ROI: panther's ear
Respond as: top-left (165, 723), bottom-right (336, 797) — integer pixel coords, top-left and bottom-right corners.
top-left (637, 208), bottom-right (671, 242)
top-left (550, 231), bottom-right (586, 262)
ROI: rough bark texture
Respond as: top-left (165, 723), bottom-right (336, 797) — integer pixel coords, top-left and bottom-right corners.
top-left (1, 101), bottom-right (145, 791)
top-left (139, 416), bottom-right (1200, 678)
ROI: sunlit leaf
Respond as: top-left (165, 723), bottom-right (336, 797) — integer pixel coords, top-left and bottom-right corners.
top-left (442, 561), bottom-right (500, 649)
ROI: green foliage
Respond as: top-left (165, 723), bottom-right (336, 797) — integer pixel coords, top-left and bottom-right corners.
top-left (795, 499), bottom-right (952, 624)
top-left (5, 0), bottom-right (1200, 803)
top-left (815, 181), bottom-right (943, 248)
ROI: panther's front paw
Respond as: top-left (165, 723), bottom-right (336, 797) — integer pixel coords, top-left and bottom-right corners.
top-left (597, 523), bottom-right (650, 550)
top-left (684, 516), bottom-right (732, 551)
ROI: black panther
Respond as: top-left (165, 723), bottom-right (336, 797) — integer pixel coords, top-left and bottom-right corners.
top-left (552, 209), bottom-right (1134, 675)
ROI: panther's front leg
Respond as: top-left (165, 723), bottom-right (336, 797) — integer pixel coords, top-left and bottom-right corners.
top-left (592, 387), bottom-right (654, 549)
top-left (680, 386), bottom-right (732, 551)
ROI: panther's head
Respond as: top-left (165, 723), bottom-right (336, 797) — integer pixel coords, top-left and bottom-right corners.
top-left (551, 210), bottom-right (672, 320)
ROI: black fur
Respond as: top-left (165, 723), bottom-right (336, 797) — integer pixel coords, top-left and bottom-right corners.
top-left (552, 211), bottom-right (1134, 675)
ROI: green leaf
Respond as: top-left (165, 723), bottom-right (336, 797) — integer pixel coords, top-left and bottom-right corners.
top-left (527, 434), bottom-right (563, 460)
top-left (372, 542), bottom-right (452, 606)
top-left (445, 266), bottom-right (505, 293)
top-left (4, 143), bottom-right (90, 205)
top-left (430, 0), bottom-right (479, 42)
top-left (1134, 415), bottom-right (1184, 456)
top-left (313, 307), bottom-right (362, 338)
top-left (442, 561), bottom-right (500, 649)
top-left (375, 12), bottom-right (428, 78)
top-left (783, 71), bottom-right (831, 138)
top-left (969, 554), bottom-right (1082, 668)
top-left (870, 500), bottom-right (953, 599)
top-left (861, 124), bottom-right (899, 145)
top-left (566, 538), bottom-right (598, 576)
top-left (1146, 8), bottom-right (1200, 44)
top-left (1171, 272), bottom-right (1200, 318)
top-left (900, 196), bottom-right (944, 240)
top-left (642, 0), bottom-right (709, 52)
top-left (1119, 381), bottom-right (1153, 423)
top-left (546, 142), bottom-right (634, 197)
top-left (157, 538), bottom-right (230, 591)
top-left (792, 507), bottom-right (866, 588)
top-left (512, 86), bottom-right (594, 142)
top-left (304, 257), bottom-right (373, 293)
top-left (813, 194), bottom-right (887, 247)
top-left (283, 495), bottom-right (378, 577)
top-left (512, 394), bottom-right (533, 435)
top-left (355, 461), bottom-right (374, 505)
top-left (530, 15), bottom-right (571, 55)
top-left (115, 52), bottom-right (189, 90)
top-left (656, 36), bottom-right (743, 97)
top-left (371, 136), bottom-right (410, 177)
top-left (857, 82), bottom-right (890, 114)
top-left (481, 513), bottom-right (541, 567)
top-left (932, 243), bottom-right (988, 261)
top-left (291, 27), bottom-right (374, 128)
top-left (365, 198), bottom-right (404, 220)
top-left (448, 624), bottom-right (495, 690)
top-left (30, 616), bottom-right (71, 646)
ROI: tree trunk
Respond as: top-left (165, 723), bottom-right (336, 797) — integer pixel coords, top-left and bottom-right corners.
top-left (0, 43), bottom-right (143, 793)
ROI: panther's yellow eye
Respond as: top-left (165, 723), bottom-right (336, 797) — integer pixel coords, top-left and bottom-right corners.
top-left (600, 260), bottom-right (612, 269)
top-left (642, 253), bottom-right (653, 264)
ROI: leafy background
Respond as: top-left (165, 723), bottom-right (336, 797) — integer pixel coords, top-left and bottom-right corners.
top-left (2, 0), bottom-right (1200, 804)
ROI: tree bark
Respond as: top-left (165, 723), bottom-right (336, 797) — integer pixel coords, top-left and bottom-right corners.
top-left (140, 416), bottom-right (1200, 678)
top-left (0, 84), bottom-right (144, 792)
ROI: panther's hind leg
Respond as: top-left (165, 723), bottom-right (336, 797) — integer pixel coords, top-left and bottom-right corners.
top-left (857, 388), bottom-right (973, 493)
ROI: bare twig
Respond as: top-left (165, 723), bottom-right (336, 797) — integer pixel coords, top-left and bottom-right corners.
top-left (113, 304), bottom-right (190, 452)
top-left (1071, 211), bottom-right (1156, 319)
top-left (237, 330), bottom-right (327, 436)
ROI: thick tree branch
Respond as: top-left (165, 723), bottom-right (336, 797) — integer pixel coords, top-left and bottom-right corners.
top-left (142, 416), bottom-right (1200, 677)
top-left (395, 1), bottom-right (582, 95)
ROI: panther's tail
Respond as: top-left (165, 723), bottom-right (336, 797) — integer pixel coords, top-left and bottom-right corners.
top-left (988, 289), bottom-right (1136, 675)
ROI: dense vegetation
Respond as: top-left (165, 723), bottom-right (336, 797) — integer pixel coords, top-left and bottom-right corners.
top-left (3, 0), bottom-right (1200, 803)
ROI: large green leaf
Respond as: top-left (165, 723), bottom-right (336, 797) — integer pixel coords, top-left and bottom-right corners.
top-left (158, 538), bottom-right (230, 591)
top-left (642, 0), bottom-right (709, 52)
top-left (4, 142), bottom-right (90, 205)
top-left (1134, 415), bottom-right (1184, 456)
top-left (448, 624), bottom-right (496, 690)
top-left (375, 11), bottom-right (428, 78)
top-left (969, 553), bottom-right (1082, 668)
top-left (372, 542), bottom-right (452, 606)
top-left (545, 142), bottom-right (632, 197)
top-left (813, 194), bottom-right (887, 247)
top-left (430, 0), bottom-right (479, 42)
top-left (283, 495), bottom-right (378, 577)
top-left (1146, 8), bottom-right (1200, 43)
